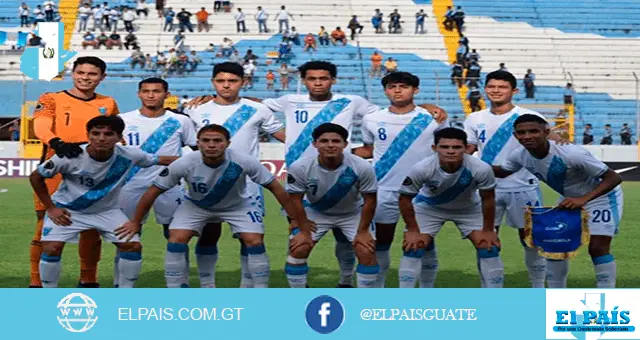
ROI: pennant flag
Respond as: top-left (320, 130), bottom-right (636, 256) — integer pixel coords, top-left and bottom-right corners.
top-left (524, 206), bottom-right (590, 260)
top-left (19, 22), bottom-right (76, 81)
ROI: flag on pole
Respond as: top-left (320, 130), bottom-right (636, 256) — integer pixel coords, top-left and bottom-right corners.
top-left (19, 22), bottom-right (76, 81)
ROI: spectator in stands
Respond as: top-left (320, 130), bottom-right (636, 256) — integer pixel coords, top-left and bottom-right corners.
top-left (388, 9), bottom-right (401, 33)
top-left (265, 70), bottom-right (275, 90)
top-left (499, 63), bottom-right (508, 71)
top-left (275, 5), bottom-right (293, 33)
top-left (155, 0), bottom-right (164, 17)
top-left (370, 51), bottom-right (383, 78)
top-left (176, 52), bottom-right (189, 75)
top-left (20, 3), bottom-right (30, 28)
top-left (467, 85), bottom-right (482, 112)
top-left (174, 30), bottom-right (185, 51)
top-left (303, 33), bottom-right (317, 52)
top-left (189, 51), bottom-right (202, 72)
top-left (220, 37), bottom-right (235, 57)
top-left (77, 3), bottom-right (92, 32)
top-left (455, 42), bottom-right (467, 65)
top-left (28, 34), bottom-right (43, 47)
top-left (467, 48), bottom-right (480, 63)
top-left (449, 116), bottom-right (464, 130)
top-left (459, 33), bottom-right (469, 46)
top-left (255, 6), bottom-right (269, 33)
top-left (108, 6), bottom-right (120, 32)
top-left (331, 27), bottom-right (347, 46)
top-left (601, 124), bottom-right (613, 145)
top-left (348, 15), bottom-right (364, 40)
top-left (100, 2), bottom-right (111, 31)
top-left (582, 124), bottom-right (594, 145)
top-left (523, 69), bottom-right (535, 99)
top-left (130, 47), bottom-right (145, 69)
top-left (318, 26), bottom-right (329, 46)
top-left (228, 50), bottom-right (242, 65)
top-left (164, 7), bottom-right (175, 31)
top-left (92, 4), bottom-right (103, 31)
top-left (235, 8), bottom-right (247, 33)
top-left (144, 53), bottom-right (153, 70)
top-left (178, 95), bottom-right (190, 111)
top-left (43, 0), bottom-right (55, 22)
top-left (9, 120), bottom-right (20, 141)
top-left (214, 1), bottom-right (222, 13)
top-left (620, 123), bottom-right (632, 145)
top-left (453, 6), bottom-right (465, 34)
top-left (244, 49), bottom-right (259, 62)
top-left (106, 31), bottom-right (122, 49)
top-left (177, 8), bottom-right (194, 32)
top-left (384, 57), bottom-right (397, 74)
top-left (124, 31), bottom-right (139, 50)
top-left (136, 0), bottom-right (149, 18)
top-left (243, 60), bottom-right (256, 89)
top-left (466, 60), bottom-right (481, 86)
top-left (451, 62), bottom-right (463, 88)
top-left (288, 27), bottom-right (300, 45)
top-left (122, 8), bottom-right (136, 32)
top-left (82, 31), bottom-right (98, 49)
top-left (443, 6), bottom-right (454, 30)
top-left (279, 63), bottom-right (290, 90)
top-left (196, 7), bottom-right (210, 32)
top-left (206, 43), bottom-right (215, 52)
top-left (33, 5), bottom-right (45, 27)
top-left (276, 38), bottom-right (292, 62)
top-left (563, 83), bottom-right (576, 104)
top-left (155, 52), bottom-right (168, 71)
top-left (415, 9), bottom-right (427, 34)
top-left (372, 9), bottom-right (384, 33)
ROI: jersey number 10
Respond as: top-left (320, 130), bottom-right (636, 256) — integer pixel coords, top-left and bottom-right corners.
top-left (294, 110), bottom-right (308, 123)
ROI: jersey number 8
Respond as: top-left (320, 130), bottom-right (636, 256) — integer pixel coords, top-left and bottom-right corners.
top-left (378, 127), bottom-right (387, 141)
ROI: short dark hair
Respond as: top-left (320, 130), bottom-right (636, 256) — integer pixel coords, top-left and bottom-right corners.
top-left (312, 123), bottom-right (348, 142)
top-left (138, 77), bottom-right (168, 92)
top-left (198, 124), bottom-right (231, 140)
top-left (513, 114), bottom-right (548, 128)
top-left (299, 61), bottom-right (337, 78)
top-left (86, 115), bottom-right (125, 135)
top-left (434, 127), bottom-right (467, 145)
top-left (73, 56), bottom-right (107, 74)
top-left (381, 71), bottom-right (420, 88)
top-left (485, 70), bottom-right (517, 89)
top-left (212, 62), bottom-right (244, 79)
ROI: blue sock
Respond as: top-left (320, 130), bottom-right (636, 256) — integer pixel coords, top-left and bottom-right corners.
top-left (476, 246), bottom-right (504, 288)
top-left (592, 254), bottom-right (616, 288)
top-left (165, 243), bottom-right (188, 288)
top-left (246, 244), bottom-right (270, 288)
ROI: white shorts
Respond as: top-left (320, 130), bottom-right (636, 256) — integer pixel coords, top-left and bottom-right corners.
top-left (495, 188), bottom-right (542, 229)
top-left (414, 204), bottom-right (483, 239)
top-left (304, 208), bottom-right (375, 242)
top-left (561, 189), bottom-right (623, 237)
top-left (374, 189), bottom-right (400, 225)
top-left (169, 198), bottom-right (265, 236)
top-left (41, 208), bottom-right (138, 243)
top-left (120, 186), bottom-right (184, 225)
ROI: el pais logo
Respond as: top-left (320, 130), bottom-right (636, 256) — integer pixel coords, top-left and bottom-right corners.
top-left (553, 293), bottom-right (634, 333)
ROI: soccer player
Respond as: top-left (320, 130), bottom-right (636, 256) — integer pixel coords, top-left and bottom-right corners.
top-left (494, 114), bottom-right (623, 288)
top-left (463, 70), bottom-right (548, 288)
top-left (185, 62), bottom-right (285, 288)
top-left (117, 124), bottom-right (310, 288)
top-left (30, 115), bottom-right (177, 288)
top-left (355, 72), bottom-right (448, 288)
top-left (398, 128), bottom-right (504, 288)
top-left (285, 123), bottom-right (378, 288)
top-left (31, 56), bottom-right (119, 288)
top-left (117, 77), bottom-right (197, 287)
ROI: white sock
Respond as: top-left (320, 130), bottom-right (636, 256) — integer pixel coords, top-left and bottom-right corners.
top-left (398, 250), bottom-right (423, 288)
top-left (285, 262), bottom-right (308, 288)
top-left (524, 246), bottom-right (546, 288)
top-left (592, 254), bottom-right (616, 288)
top-left (183, 245), bottom-right (190, 287)
top-left (40, 254), bottom-right (61, 288)
top-left (239, 244), bottom-right (253, 288)
top-left (356, 264), bottom-right (379, 288)
top-left (335, 241), bottom-right (355, 286)
top-left (165, 243), bottom-right (188, 288)
top-left (195, 245), bottom-right (218, 288)
top-left (477, 246), bottom-right (504, 288)
top-left (419, 244), bottom-right (438, 288)
top-left (375, 244), bottom-right (391, 288)
top-left (546, 259), bottom-right (569, 288)
top-left (246, 245), bottom-right (270, 288)
top-left (113, 249), bottom-right (120, 288)
top-left (118, 251), bottom-right (142, 288)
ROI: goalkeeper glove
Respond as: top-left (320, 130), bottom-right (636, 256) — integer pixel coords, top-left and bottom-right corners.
top-left (49, 137), bottom-right (84, 158)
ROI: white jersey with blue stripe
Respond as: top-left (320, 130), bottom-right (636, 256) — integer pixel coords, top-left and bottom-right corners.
top-left (400, 154), bottom-right (497, 210)
top-left (185, 98), bottom-right (284, 158)
top-left (37, 144), bottom-right (158, 213)
top-left (502, 141), bottom-right (623, 204)
top-left (464, 106), bottom-right (545, 191)
top-left (362, 106), bottom-right (447, 190)
top-left (120, 110), bottom-right (197, 190)
top-left (286, 153), bottom-right (377, 216)
top-left (262, 93), bottom-right (379, 166)
top-left (153, 149), bottom-right (275, 211)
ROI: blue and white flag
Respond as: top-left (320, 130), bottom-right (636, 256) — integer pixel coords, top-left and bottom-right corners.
top-left (19, 22), bottom-right (76, 81)
top-left (0, 30), bottom-right (29, 47)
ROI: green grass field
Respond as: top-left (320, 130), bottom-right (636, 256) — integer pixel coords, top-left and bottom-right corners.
top-left (1, 178), bottom-right (638, 288)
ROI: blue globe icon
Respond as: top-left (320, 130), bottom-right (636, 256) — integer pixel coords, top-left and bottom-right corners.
top-left (57, 293), bottom-right (98, 333)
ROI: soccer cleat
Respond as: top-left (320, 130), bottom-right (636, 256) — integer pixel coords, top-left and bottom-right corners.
top-left (28, 285), bottom-right (43, 288)
top-left (77, 281), bottom-right (100, 288)
top-left (336, 284), bottom-right (354, 288)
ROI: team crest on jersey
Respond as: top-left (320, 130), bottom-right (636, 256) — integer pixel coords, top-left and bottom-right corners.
top-left (476, 123), bottom-right (486, 129)
top-left (192, 176), bottom-right (203, 182)
top-left (159, 168), bottom-right (169, 177)
top-left (287, 174), bottom-right (296, 184)
top-left (35, 103), bottom-right (44, 111)
top-left (128, 125), bottom-right (139, 132)
top-left (99, 107), bottom-right (107, 115)
top-left (295, 103), bottom-right (306, 109)
top-left (376, 122), bottom-right (387, 127)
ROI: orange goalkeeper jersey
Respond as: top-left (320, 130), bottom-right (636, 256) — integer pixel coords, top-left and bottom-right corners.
top-left (33, 90), bottom-right (119, 162)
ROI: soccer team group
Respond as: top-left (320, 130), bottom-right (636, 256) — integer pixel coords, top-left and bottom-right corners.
top-left (27, 56), bottom-right (624, 289)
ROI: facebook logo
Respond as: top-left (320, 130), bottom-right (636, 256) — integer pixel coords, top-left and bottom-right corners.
top-left (305, 295), bottom-right (345, 334)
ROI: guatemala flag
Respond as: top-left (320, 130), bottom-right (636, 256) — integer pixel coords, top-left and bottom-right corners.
top-left (19, 22), bottom-right (76, 81)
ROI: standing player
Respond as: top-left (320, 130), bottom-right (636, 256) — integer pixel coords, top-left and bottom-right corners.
top-left (285, 123), bottom-right (379, 288)
top-left (399, 128), bottom-right (504, 288)
top-left (30, 115), bottom-right (177, 288)
top-left (185, 62), bottom-right (285, 288)
top-left (463, 70), bottom-right (547, 288)
top-left (355, 72), bottom-right (448, 288)
top-left (494, 114), bottom-right (623, 288)
top-left (31, 56), bottom-right (119, 288)
top-left (117, 77), bottom-right (197, 287)
top-left (117, 124), bottom-right (311, 288)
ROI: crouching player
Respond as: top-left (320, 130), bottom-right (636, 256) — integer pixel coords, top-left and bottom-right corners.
top-left (30, 116), bottom-right (177, 288)
top-left (494, 114), bottom-right (623, 288)
top-left (398, 128), bottom-right (504, 288)
top-left (285, 123), bottom-right (379, 288)
top-left (117, 124), bottom-right (311, 288)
